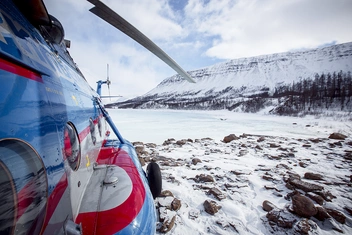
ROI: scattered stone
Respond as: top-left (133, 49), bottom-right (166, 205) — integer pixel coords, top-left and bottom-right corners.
top-left (158, 207), bottom-right (177, 233)
top-left (344, 207), bottom-right (352, 216)
top-left (302, 144), bottom-right (311, 148)
top-left (294, 219), bottom-right (317, 234)
top-left (314, 206), bottom-right (331, 221)
top-left (292, 194), bottom-right (317, 218)
top-left (171, 198), bottom-right (181, 211)
top-left (304, 172), bottom-right (324, 180)
top-left (315, 190), bottom-right (336, 202)
top-left (299, 161), bottom-right (308, 168)
top-left (176, 139), bottom-right (187, 146)
top-left (257, 136), bottom-right (265, 142)
top-left (188, 208), bottom-right (200, 220)
top-left (206, 187), bottom-right (226, 201)
top-left (262, 200), bottom-right (277, 212)
top-left (203, 200), bottom-right (221, 215)
top-left (163, 138), bottom-right (175, 145)
top-left (194, 174), bottom-right (214, 183)
top-left (158, 196), bottom-right (174, 209)
top-left (269, 143), bottom-right (280, 148)
top-left (192, 158), bottom-right (202, 165)
top-left (326, 208), bottom-right (346, 224)
top-left (255, 145), bottom-right (263, 150)
top-left (329, 133), bottom-right (347, 140)
top-left (306, 192), bottom-right (324, 205)
top-left (159, 190), bottom-right (174, 197)
top-left (289, 179), bottom-right (324, 192)
top-left (223, 134), bottom-right (239, 143)
top-left (266, 209), bottom-right (297, 228)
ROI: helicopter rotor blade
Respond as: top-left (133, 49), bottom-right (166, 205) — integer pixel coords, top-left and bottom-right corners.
top-left (87, 0), bottom-right (196, 83)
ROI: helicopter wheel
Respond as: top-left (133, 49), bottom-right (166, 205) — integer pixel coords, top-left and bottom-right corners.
top-left (146, 162), bottom-right (162, 199)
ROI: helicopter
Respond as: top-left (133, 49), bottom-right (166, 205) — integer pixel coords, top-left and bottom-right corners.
top-left (0, 0), bottom-right (195, 234)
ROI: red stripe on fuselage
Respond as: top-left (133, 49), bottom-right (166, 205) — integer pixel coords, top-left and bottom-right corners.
top-left (76, 147), bottom-right (146, 234)
top-left (0, 57), bottom-right (43, 82)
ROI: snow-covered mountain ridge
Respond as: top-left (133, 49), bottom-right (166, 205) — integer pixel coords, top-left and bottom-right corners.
top-left (112, 42), bottom-right (352, 111)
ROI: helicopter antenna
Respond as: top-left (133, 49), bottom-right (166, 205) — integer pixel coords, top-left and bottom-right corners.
top-left (107, 63), bottom-right (111, 100)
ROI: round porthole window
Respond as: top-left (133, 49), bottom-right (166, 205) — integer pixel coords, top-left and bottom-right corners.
top-left (0, 139), bottom-right (47, 235)
top-left (89, 118), bottom-right (96, 145)
top-left (64, 122), bottom-right (80, 170)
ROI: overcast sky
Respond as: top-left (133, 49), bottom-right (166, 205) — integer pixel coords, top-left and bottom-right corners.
top-left (44, 0), bottom-right (352, 98)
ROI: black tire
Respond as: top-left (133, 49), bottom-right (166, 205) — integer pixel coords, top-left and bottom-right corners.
top-left (146, 162), bottom-right (162, 199)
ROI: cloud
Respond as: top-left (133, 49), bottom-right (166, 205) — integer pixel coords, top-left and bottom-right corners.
top-left (43, 0), bottom-right (352, 97)
top-left (183, 0), bottom-right (352, 59)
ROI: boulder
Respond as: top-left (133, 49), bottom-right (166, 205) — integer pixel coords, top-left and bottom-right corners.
top-left (328, 133), bottom-right (347, 140)
top-left (203, 200), bottom-right (221, 215)
top-left (194, 174), bottom-right (214, 183)
top-left (266, 209), bottom-right (297, 228)
top-left (223, 134), bottom-right (239, 143)
top-left (192, 158), bottom-right (202, 165)
top-left (326, 208), bottom-right (346, 224)
top-left (314, 206), bottom-right (331, 221)
top-left (262, 200), bottom-right (277, 212)
top-left (304, 172), bottom-right (324, 180)
top-left (171, 198), bottom-right (181, 211)
top-left (206, 187), bottom-right (226, 201)
top-left (289, 179), bottom-right (324, 192)
top-left (292, 194), bottom-right (317, 218)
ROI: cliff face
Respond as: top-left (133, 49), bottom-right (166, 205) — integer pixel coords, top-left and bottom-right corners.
top-left (112, 42), bottom-right (352, 112)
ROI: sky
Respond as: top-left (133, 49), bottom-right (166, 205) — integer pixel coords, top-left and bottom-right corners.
top-left (44, 0), bottom-right (352, 98)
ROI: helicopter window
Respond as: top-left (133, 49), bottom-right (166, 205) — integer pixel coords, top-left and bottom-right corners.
top-left (90, 118), bottom-right (97, 145)
top-left (0, 139), bottom-right (47, 235)
top-left (64, 122), bottom-right (81, 170)
top-left (40, 15), bottom-right (65, 44)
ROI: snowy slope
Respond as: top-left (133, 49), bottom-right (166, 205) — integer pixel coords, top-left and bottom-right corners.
top-left (113, 42), bottom-right (352, 109)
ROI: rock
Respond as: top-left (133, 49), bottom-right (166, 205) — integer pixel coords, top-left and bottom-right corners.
top-left (329, 133), bottom-right (347, 140)
top-left (306, 192), bottom-right (324, 205)
top-left (206, 187), bottom-right (226, 201)
top-left (294, 219), bottom-right (317, 234)
top-left (292, 194), bottom-right (317, 218)
top-left (171, 198), bottom-right (181, 211)
top-left (326, 208), bottom-right (346, 224)
top-left (266, 209), bottom-right (297, 228)
top-left (269, 143), bottom-right (280, 148)
top-left (315, 190), bottom-right (336, 202)
top-left (158, 196), bottom-right (174, 209)
top-left (159, 190), bottom-right (174, 197)
top-left (262, 200), bottom-right (277, 212)
top-left (304, 172), bottom-right (324, 180)
top-left (314, 206), bottom-right (331, 221)
top-left (223, 134), bottom-right (239, 143)
top-left (176, 139), bottom-right (187, 146)
top-left (192, 158), bottom-right (202, 165)
top-left (138, 157), bottom-right (145, 166)
top-left (158, 208), bottom-right (177, 233)
top-left (163, 138), bottom-right (175, 145)
top-left (257, 136), bottom-right (265, 142)
top-left (289, 179), bottom-right (324, 192)
top-left (344, 206), bottom-right (352, 216)
top-left (203, 200), bottom-right (221, 215)
top-left (188, 208), bottom-right (200, 220)
top-left (145, 143), bottom-right (157, 148)
top-left (194, 174), bottom-right (214, 183)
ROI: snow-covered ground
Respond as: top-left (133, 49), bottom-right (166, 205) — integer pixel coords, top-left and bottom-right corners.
top-left (110, 109), bottom-right (351, 144)
top-left (109, 109), bottom-right (352, 234)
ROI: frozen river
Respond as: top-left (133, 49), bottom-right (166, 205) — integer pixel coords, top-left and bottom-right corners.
top-left (108, 108), bottom-right (351, 144)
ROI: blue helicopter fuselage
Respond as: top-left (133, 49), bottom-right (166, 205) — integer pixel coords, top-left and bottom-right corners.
top-left (0, 1), bottom-right (156, 234)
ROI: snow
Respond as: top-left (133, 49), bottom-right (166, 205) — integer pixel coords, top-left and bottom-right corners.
top-left (110, 109), bottom-right (350, 145)
top-left (109, 109), bottom-right (352, 234)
